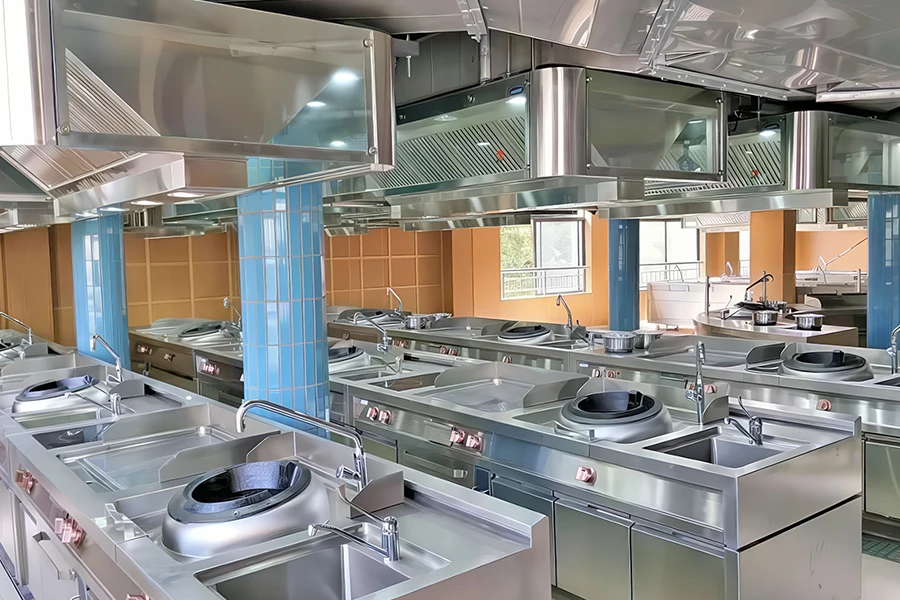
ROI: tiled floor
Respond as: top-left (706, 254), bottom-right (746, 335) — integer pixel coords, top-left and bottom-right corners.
top-left (864, 555), bottom-right (900, 597)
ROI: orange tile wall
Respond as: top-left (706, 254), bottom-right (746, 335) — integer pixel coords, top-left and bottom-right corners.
top-left (123, 231), bottom-right (241, 326)
top-left (325, 230), bottom-right (450, 314)
top-left (447, 217), bottom-right (611, 327)
top-left (795, 229), bottom-right (868, 272)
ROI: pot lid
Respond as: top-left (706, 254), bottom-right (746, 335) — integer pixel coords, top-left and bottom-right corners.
top-left (783, 350), bottom-right (867, 373)
top-left (561, 390), bottom-right (661, 425)
top-left (328, 346), bottom-right (364, 363)
top-left (15, 375), bottom-right (99, 402)
top-left (167, 461), bottom-right (312, 524)
top-left (602, 332), bottom-right (635, 340)
top-left (499, 325), bottom-right (550, 340)
top-left (178, 321), bottom-right (227, 339)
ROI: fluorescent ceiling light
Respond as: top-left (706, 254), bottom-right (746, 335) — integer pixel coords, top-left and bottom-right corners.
top-left (132, 200), bottom-right (163, 206)
top-left (168, 191), bottom-right (204, 199)
top-left (745, 150), bottom-right (753, 155)
top-left (331, 70), bottom-right (359, 84)
top-left (760, 130), bottom-right (777, 138)
top-left (476, 142), bottom-right (491, 147)
top-left (434, 114), bottom-right (458, 122)
top-left (100, 207), bottom-right (128, 212)
top-left (688, 119), bottom-right (705, 124)
top-left (506, 96), bottom-right (527, 106)
top-left (329, 140), bottom-right (348, 148)
top-left (306, 101), bottom-right (326, 108)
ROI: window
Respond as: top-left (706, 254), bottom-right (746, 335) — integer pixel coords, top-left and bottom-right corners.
top-left (639, 220), bottom-right (700, 287)
top-left (500, 217), bottom-right (586, 299)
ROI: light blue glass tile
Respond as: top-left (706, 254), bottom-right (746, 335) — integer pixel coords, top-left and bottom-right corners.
top-left (301, 184), bottom-right (311, 211)
top-left (276, 257), bottom-right (290, 301)
top-left (288, 186), bottom-right (301, 213)
top-left (280, 389), bottom-right (294, 411)
top-left (278, 301), bottom-right (291, 347)
top-left (264, 258), bottom-right (277, 302)
top-left (266, 303), bottom-right (278, 344)
top-left (267, 390), bottom-right (280, 405)
top-left (301, 213), bottom-right (313, 255)
top-left (288, 211), bottom-right (302, 257)
top-left (290, 259), bottom-right (303, 299)
top-left (312, 259), bottom-right (323, 298)
top-left (261, 188), bottom-right (276, 211)
top-left (279, 345), bottom-right (293, 389)
top-left (275, 186), bottom-right (287, 211)
top-left (302, 256), bottom-right (316, 298)
top-left (267, 346), bottom-right (280, 390)
top-left (262, 212), bottom-right (276, 257)
top-left (314, 302), bottom-right (325, 340)
top-left (304, 346), bottom-right (316, 390)
top-left (303, 299), bottom-right (316, 340)
top-left (256, 346), bottom-right (268, 390)
top-left (275, 211), bottom-right (288, 255)
top-left (255, 303), bottom-right (267, 347)
top-left (291, 301), bottom-right (304, 344)
top-left (314, 347), bottom-right (326, 387)
top-left (293, 343), bottom-right (307, 387)
top-left (244, 213), bottom-right (263, 256)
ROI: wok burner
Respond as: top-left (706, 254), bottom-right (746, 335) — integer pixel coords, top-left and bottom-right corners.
top-left (12, 375), bottom-right (103, 414)
top-left (779, 350), bottom-right (873, 381)
top-left (329, 346), bottom-right (370, 373)
top-left (498, 325), bottom-right (553, 345)
top-left (161, 461), bottom-right (330, 558)
top-left (556, 390), bottom-right (672, 443)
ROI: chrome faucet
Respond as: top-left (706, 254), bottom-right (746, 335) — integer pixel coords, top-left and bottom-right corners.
top-left (889, 323), bottom-right (900, 375)
top-left (236, 400), bottom-right (368, 487)
top-left (223, 297), bottom-right (242, 329)
top-left (672, 264), bottom-right (685, 283)
top-left (109, 392), bottom-right (122, 417)
top-left (89, 334), bottom-right (122, 385)
top-left (386, 288), bottom-right (403, 318)
top-left (354, 312), bottom-right (393, 354)
top-left (745, 271), bottom-right (774, 304)
top-left (685, 341), bottom-right (707, 425)
top-left (0, 312), bottom-right (32, 347)
top-left (724, 396), bottom-right (764, 445)
top-left (308, 488), bottom-right (400, 562)
top-left (721, 261), bottom-right (734, 280)
top-left (556, 295), bottom-right (573, 330)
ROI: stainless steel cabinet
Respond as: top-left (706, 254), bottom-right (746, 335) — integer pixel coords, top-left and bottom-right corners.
top-left (361, 432), bottom-right (398, 463)
top-left (555, 498), bottom-right (632, 600)
top-left (866, 440), bottom-right (900, 520)
top-left (398, 441), bottom-right (476, 489)
top-left (491, 477), bottom-right (557, 585)
top-left (631, 525), bottom-right (725, 600)
top-left (0, 481), bottom-right (16, 578)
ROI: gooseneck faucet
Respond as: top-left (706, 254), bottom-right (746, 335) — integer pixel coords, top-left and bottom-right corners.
top-left (89, 334), bottom-right (122, 384)
top-left (685, 341), bottom-right (707, 425)
top-left (724, 396), bottom-right (764, 445)
top-left (308, 488), bottom-right (400, 562)
top-left (386, 287), bottom-right (403, 317)
top-left (223, 297), bottom-right (242, 329)
top-left (0, 312), bottom-right (32, 347)
top-left (745, 271), bottom-right (774, 304)
top-left (889, 324), bottom-right (900, 375)
top-left (236, 400), bottom-right (368, 487)
top-left (354, 312), bottom-right (393, 354)
top-left (556, 295), bottom-right (573, 330)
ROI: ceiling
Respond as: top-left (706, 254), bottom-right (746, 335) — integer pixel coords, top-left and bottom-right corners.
top-left (215, 0), bottom-right (900, 111)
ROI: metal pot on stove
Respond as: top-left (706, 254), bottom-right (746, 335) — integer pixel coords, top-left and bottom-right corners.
top-left (601, 332), bottom-right (635, 354)
top-left (794, 313), bottom-right (824, 331)
top-left (752, 310), bottom-right (779, 326)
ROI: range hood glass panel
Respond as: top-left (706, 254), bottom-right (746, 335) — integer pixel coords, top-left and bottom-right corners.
top-left (586, 70), bottom-right (722, 177)
top-left (828, 114), bottom-right (900, 187)
top-left (51, 0), bottom-right (374, 157)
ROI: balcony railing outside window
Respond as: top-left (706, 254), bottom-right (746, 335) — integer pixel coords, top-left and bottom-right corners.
top-left (501, 267), bottom-right (587, 300)
top-left (639, 262), bottom-right (702, 289)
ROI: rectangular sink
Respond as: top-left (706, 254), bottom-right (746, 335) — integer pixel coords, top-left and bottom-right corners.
top-left (338, 368), bottom-right (413, 382)
top-left (646, 429), bottom-right (794, 468)
top-left (374, 373), bottom-right (439, 392)
top-left (202, 541), bottom-right (408, 600)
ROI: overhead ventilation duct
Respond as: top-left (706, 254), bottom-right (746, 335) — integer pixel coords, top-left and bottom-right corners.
top-left (123, 207), bottom-right (212, 239)
top-left (1, 0), bottom-right (396, 218)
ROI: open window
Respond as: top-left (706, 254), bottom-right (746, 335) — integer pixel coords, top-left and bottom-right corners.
top-left (501, 216), bottom-right (586, 299)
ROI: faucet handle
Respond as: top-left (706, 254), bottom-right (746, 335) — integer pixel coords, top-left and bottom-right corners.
top-left (335, 464), bottom-right (362, 483)
top-left (337, 486), bottom-right (390, 526)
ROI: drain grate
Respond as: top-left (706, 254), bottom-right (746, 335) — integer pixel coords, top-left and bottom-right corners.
top-left (863, 534), bottom-right (900, 563)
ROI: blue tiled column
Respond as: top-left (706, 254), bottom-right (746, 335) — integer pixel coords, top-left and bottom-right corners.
top-left (238, 178), bottom-right (328, 426)
top-left (868, 193), bottom-right (900, 349)
top-left (609, 219), bottom-right (640, 331)
top-left (71, 215), bottom-right (130, 367)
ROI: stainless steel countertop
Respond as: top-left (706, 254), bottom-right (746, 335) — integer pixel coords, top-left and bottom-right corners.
top-left (693, 313), bottom-right (859, 345)
top-left (0, 352), bottom-right (550, 600)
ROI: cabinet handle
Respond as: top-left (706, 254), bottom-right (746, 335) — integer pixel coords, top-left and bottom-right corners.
top-left (402, 453), bottom-right (468, 480)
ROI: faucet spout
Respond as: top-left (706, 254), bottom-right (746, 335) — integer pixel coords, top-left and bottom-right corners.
top-left (236, 400), bottom-right (368, 487)
top-left (386, 288), bottom-right (403, 317)
top-left (724, 396), bottom-right (764, 445)
top-left (890, 324), bottom-right (900, 375)
top-left (0, 312), bottom-right (33, 347)
top-left (223, 297), bottom-right (242, 329)
top-left (89, 334), bottom-right (122, 384)
top-left (556, 295), bottom-right (573, 330)
top-left (685, 341), bottom-right (707, 424)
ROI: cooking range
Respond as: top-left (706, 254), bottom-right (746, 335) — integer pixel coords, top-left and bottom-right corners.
top-left (11, 375), bottom-right (104, 414)
top-left (161, 460), bottom-right (330, 558)
top-left (554, 388), bottom-right (673, 443)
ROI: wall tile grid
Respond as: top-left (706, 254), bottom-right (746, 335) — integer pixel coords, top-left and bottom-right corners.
top-left (123, 230), bottom-right (241, 326)
top-left (238, 181), bottom-right (329, 423)
top-left (325, 228), bottom-right (450, 315)
top-left (70, 215), bottom-right (130, 367)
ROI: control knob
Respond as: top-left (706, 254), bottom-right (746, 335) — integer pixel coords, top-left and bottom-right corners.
top-left (575, 466), bottom-right (596, 485)
top-left (449, 429), bottom-right (466, 445)
top-left (365, 406), bottom-right (379, 421)
top-left (377, 409), bottom-right (392, 425)
top-left (464, 435), bottom-right (482, 450)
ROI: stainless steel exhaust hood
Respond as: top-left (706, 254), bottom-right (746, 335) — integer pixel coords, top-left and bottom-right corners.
top-left (1, 0), bottom-right (396, 218)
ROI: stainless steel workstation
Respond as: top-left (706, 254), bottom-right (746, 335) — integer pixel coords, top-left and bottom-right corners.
top-left (0, 342), bottom-right (551, 600)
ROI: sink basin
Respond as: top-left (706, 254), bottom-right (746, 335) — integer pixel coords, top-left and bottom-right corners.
top-left (536, 339), bottom-right (590, 350)
top-left (646, 429), bottom-right (795, 468)
top-left (337, 368), bottom-right (413, 382)
top-left (202, 540), bottom-right (409, 600)
top-left (373, 373), bottom-right (439, 392)
top-left (876, 376), bottom-right (900, 387)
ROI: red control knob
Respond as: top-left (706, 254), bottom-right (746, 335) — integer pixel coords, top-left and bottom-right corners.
top-left (377, 410), bottom-right (392, 425)
top-left (575, 466), bottom-right (596, 484)
top-left (464, 435), bottom-right (482, 450)
top-left (440, 347), bottom-right (449, 355)
top-left (366, 407), bottom-right (379, 421)
top-left (450, 429), bottom-right (466, 445)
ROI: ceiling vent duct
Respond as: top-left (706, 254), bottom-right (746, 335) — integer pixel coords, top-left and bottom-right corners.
top-left (1, 0), bottom-right (396, 217)
top-left (123, 207), bottom-right (210, 239)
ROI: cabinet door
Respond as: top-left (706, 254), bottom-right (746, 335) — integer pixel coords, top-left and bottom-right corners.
top-left (0, 481), bottom-right (15, 576)
top-left (555, 499), bottom-right (631, 600)
top-left (866, 441), bottom-right (900, 519)
top-left (361, 433), bottom-right (398, 463)
top-left (632, 525), bottom-right (725, 600)
top-left (23, 514), bottom-right (79, 600)
top-left (492, 478), bottom-right (556, 585)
